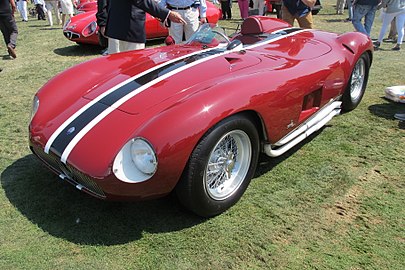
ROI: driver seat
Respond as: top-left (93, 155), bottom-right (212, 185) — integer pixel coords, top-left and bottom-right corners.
top-left (241, 17), bottom-right (264, 35)
top-left (233, 17), bottom-right (265, 45)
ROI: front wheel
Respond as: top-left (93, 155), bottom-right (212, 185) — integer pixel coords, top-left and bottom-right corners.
top-left (176, 115), bottom-right (260, 217)
top-left (342, 52), bottom-right (370, 112)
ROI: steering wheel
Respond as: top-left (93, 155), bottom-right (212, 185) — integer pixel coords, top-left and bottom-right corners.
top-left (211, 30), bottom-right (231, 44)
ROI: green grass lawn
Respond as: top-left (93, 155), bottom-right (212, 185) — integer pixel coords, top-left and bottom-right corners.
top-left (0, 0), bottom-right (404, 269)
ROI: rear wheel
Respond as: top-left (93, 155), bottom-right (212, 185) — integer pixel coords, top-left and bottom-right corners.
top-left (342, 53), bottom-right (370, 112)
top-left (176, 114), bottom-right (260, 217)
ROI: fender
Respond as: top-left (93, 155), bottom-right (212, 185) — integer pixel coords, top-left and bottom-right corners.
top-left (337, 32), bottom-right (373, 64)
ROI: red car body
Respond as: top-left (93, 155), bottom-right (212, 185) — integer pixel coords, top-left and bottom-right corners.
top-left (63, 2), bottom-right (222, 46)
top-left (31, 17), bottom-right (373, 216)
top-left (76, 1), bottom-right (97, 13)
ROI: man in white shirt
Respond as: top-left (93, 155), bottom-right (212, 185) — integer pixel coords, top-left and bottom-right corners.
top-left (159, 0), bottom-right (207, 44)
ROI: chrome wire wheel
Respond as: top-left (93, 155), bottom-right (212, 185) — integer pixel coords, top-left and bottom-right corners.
top-left (204, 130), bottom-right (252, 201)
top-left (349, 57), bottom-right (366, 102)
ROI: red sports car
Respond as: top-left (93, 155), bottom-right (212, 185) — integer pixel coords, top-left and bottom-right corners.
top-left (63, 2), bottom-right (222, 46)
top-left (30, 17), bottom-right (373, 217)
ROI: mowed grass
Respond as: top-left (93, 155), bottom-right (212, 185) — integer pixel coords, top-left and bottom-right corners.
top-left (0, 0), bottom-right (404, 269)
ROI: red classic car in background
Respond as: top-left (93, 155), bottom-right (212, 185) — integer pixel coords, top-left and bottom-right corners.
top-left (64, 2), bottom-right (221, 46)
top-left (266, 0), bottom-right (322, 18)
top-left (32, 17), bottom-right (373, 217)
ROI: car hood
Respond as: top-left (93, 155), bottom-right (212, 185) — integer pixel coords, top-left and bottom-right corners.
top-left (65, 10), bottom-right (95, 29)
top-left (82, 34), bottom-right (331, 115)
top-left (81, 45), bottom-right (267, 114)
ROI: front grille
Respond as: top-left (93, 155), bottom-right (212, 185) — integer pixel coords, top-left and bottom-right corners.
top-left (31, 145), bottom-right (106, 198)
top-left (66, 164), bottom-right (106, 198)
top-left (63, 31), bottom-right (80, 40)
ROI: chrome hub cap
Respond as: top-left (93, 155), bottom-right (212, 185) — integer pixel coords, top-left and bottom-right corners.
top-left (204, 130), bottom-right (251, 200)
top-left (350, 58), bottom-right (365, 102)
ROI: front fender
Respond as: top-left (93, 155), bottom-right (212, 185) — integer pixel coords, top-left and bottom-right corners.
top-left (337, 32), bottom-right (373, 65)
top-left (135, 75), bottom-right (262, 192)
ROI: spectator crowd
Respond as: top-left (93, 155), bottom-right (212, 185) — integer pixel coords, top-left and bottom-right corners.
top-left (1, 0), bottom-right (404, 60)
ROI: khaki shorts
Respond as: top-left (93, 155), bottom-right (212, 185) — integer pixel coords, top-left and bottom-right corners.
top-left (281, 5), bottom-right (314, 29)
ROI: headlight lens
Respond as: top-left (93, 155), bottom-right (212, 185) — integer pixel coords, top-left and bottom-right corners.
top-left (82, 21), bottom-right (97, 37)
top-left (30, 96), bottom-right (39, 122)
top-left (130, 138), bottom-right (157, 175)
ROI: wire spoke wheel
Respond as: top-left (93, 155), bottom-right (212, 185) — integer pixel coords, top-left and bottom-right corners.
top-left (350, 57), bottom-right (366, 102)
top-left (204, 130), bottom-right (251, 200)
top-left (342, 52), bottom-right (370, 112)
top-left (176, 115), bottom-right (259, 217)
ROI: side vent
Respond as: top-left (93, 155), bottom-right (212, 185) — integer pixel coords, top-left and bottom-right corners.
top-left (299, 89), bottom-right (322, 122)
top-left (342, 43), bottom-right (355, 54)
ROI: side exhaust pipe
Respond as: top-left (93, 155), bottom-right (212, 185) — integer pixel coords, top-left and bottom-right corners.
top-left (264, 101), bottom-right (342, 157)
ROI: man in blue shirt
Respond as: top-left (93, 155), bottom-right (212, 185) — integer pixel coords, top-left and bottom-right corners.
top-left (281, 0), bottom-right (316, 29)
top-left (160, 0), bottom-right (207, 44)
top-left (351, 0), bottom-right (380, 36)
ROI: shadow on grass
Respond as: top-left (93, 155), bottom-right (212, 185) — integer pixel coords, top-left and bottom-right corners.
top-left (28, 24), bottom-right (49, 28)
top-left (2, 54), bottom-right (14, 60)
top-left (54, 44), bottom-right (103, 57)
top-left (368, 100), bottom-right (405, 120)
top-left (1, 126), bottom-right (328, 246)
top-left (1, 155), bottom-right (205, 246)
top-left (325, 19), bottom-right (348, 23)
top-left (368, 100), bottom-right (405, 129)
top-left (40, 27), bottom-right (63, 31)
top-left (254, 127), bottom-right (324, 178)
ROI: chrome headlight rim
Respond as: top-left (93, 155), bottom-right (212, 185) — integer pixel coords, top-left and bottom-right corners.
top-left (112, 137), bottom-right (158, 183)
top-left (82, 21), bottom-right (97, 37)
top-left (30, 95), bottom-right (39, 122)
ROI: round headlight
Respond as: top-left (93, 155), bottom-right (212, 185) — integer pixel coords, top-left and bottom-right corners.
top-left (30, 96), bottom-right (39, 122)
top-left (130, 138), bottom-right (157, 175)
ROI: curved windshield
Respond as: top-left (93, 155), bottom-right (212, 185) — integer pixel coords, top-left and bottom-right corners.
top-left (185, 24), bottom-right (230, 47)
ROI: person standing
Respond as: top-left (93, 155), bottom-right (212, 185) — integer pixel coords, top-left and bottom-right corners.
top-left (96, 0), bottom-right (114, 54)
top-left (253, 0), bottom-right (265, 16)
top-left (374, 0), bottom-right (405, 51)
top-left (33, 0), bottom-right (46, 20)
top-left (336, 0), bottom-right (353, 21)
top-left (346, 0), bottom-right (353, 21)
top-left (351, 0), bottom-right (379, 37)
top-left (44, 0), bottom-right (62, 26)
top-left (60, 0), bottom-right (75, 27)
top-left (105, 0), bottom-right (186, 53)
top-left (237, 0), bottom-right (249, 20)
top-left (159, 0), bottom-right (207, 44)
top-left (0, 0), bottom-right (18, 58)
top-left (220, 0), bottom-right (232, 20)
top-left (281, 0), bottom-right (316, 29)
top-left (16, 0), bottom-right (28, 21)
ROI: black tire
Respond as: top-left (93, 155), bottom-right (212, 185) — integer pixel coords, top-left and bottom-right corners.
top-left (176, 114), bottom-right (260, 217)
top-left (341, 52), bottom-right (370, 112)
